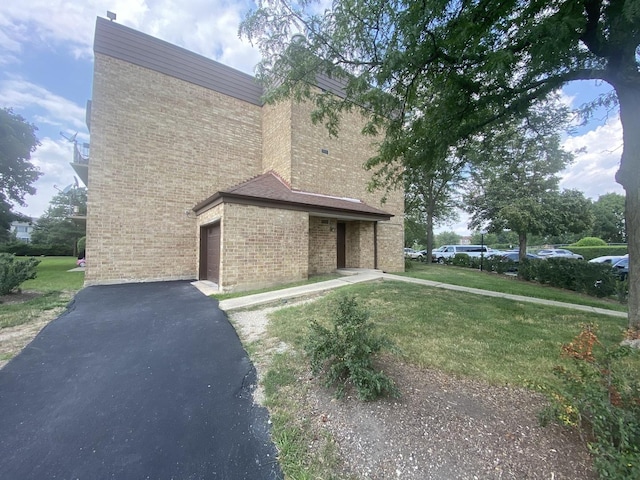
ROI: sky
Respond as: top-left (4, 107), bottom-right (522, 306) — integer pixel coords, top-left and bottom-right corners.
top-left (1, 0), bottom-right (626, 235)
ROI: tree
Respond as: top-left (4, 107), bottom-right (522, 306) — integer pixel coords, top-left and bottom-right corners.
top-left (0, 108), bottom-right (41, 241)
top-left (404, 148), bottom-right (464, 261)
top-left (241, 0), bottom-right (640, 326)
top-left (31, 188), bottom-right (87, 255)
top-left (591, 192), bottom-right (626, 243)
top-left (435, 231), bottom-right (460, 247)
top-left (464, 114), bottom-right (592, 260)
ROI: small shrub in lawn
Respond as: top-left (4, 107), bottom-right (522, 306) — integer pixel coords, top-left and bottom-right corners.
top-left (0, 253), bottom-right (40, 295)
top-left (305, 296), bottom-right (399, 401)
top-left (450, 253), bottom-right (471, 267)
top-left (544, 325), bottom-right (640, 479)
top-left (404, 258), bottom-right (414, 270)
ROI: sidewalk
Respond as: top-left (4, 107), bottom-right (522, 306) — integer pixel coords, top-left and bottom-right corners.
top-left (214, 270), bottom-right (627, 318)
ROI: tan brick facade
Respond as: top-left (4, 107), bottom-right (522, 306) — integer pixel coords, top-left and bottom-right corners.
top-left (86, 23), bottom-right (404, 291)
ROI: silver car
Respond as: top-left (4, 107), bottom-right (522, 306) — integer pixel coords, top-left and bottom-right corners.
top-left (536, 248), bottom-right (584, 260)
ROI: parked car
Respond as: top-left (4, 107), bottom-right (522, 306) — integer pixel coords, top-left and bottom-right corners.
top-left (432, 245), bottom-right (491, 264)
top-left (536, 248), bottom-right (584, 260)
top-left (588, 255), bottom-right (625, 264)
top-left (500, 252), bottom-right (542, 262)
top-left (612, 256), bottom-right (629, 280)
top-left (404, 248), bottom-right (421, 260)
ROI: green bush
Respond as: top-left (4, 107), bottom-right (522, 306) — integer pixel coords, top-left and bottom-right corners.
top-left (77, 236), bottom-right (86, 255)
top-left (0, 253), bottom-right (40, 295)
top-left (449, 253), bottom-right (471, 267)
top-left (0, 242), bottom-right (73, 256)
top-left (528, 258), bottom-right (618, 297)
top-left (544, 325), bottom-right (640, 479)
top-left (305, 296), bottom-right (399, 401)
top-left (573, 237), bottom-right (607, 247)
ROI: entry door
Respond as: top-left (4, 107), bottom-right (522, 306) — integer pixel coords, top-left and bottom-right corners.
top-left (336, 222), bottom-right (346, 269)
top-left (200, 223), bottom-right (220, 283)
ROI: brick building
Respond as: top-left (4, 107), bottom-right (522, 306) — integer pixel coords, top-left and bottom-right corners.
top-left (81, 17), bottom-right (404, 292)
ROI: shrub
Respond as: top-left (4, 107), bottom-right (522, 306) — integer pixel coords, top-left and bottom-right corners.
top-left (544, 325), bottom-right (640, 479)
top-left (305, 296), bottom-right (399, 401)
top-left (450, 253), bottom-right (471, 267)
top-left (0, 253), bottom-right (40, 295)
top-left (0, 242), bottom-right (73, 256)
top-left (77, 236), bottom-right (86, 255)
top-left (573, 237), bottom-right (607, 247)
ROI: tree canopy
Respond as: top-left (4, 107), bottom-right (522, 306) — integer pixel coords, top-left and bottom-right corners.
top-left (31, 188), bottom-right (86, 255)
top-left (241, 0), bottom-right (640, 326)
top-left (0, 108), bottom-right (41, 240)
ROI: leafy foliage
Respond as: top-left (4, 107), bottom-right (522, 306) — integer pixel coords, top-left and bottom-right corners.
top-left (31, 188), bottom-right (86, 255)
top-left (590, 193), bottom-right (626, 244)
top-left (573, 237), bottom-right (607, 247)
top-left (0, 253), bottom-right (40, 295)
top-left (464, 105), bottom-right (592, 256)
top-left (545, 325), bottom-right (640, 479)
top-left (305, 296), bottom-right (399, 401)
top-left (0, 108), bottom-right (41, 241)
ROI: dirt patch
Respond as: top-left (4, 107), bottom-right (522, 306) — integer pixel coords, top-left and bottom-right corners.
top-left (0, 290), bottom-right (41, 305)
top-left (230, 302), bottom-right (595, 480)
top-left (0, 292), bottom-right (72, 369)
top-left (305, 360), bottom-right (594, 479)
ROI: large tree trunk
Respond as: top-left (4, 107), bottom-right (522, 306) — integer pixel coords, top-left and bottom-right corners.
top-left (425, 205), bottom-right (435, 262)
top-left (518, 231), bottom-right (527, 278)
top-left (614, 82), bottom-right (640, 329)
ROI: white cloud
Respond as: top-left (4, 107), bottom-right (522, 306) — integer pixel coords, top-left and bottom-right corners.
top-left (0, 77), bottom-right (87, 131)
top-left (1, 1), bottom-right (260, 72)
top-left (17, 137), bottom-right (79, 219)
top-left (560, 115), bottom-right (624, 200)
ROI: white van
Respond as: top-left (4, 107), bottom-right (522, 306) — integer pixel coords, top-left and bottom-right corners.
top-left (432, 245), bottom-right (490, 264)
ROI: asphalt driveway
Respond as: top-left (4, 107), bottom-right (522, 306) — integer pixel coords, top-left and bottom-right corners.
top-left (0, 281), bottom-right (282, 480)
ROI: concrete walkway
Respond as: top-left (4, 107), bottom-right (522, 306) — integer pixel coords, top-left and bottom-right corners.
top-left (216, 269), bottom-right (627, 318)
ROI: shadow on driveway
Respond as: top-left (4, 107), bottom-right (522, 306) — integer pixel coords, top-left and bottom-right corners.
top-left (0, 281), bottom-right (281, 480)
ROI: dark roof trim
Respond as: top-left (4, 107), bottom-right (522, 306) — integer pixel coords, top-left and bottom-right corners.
top-left (195, 193), bottom-right (392, 221)
top-left (94, 17), bottom-right (263, 106)
top-left (193, 172), bottom-right (393, 221)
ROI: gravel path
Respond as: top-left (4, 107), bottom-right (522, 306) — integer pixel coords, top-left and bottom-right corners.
top-left (230, 301), bottom-right (595, 480)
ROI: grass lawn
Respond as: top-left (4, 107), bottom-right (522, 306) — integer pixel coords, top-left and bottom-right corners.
top-left (260, 278), bottom-right (639, 477)
top-left (0, 257), bottom-right (83, 329)
top-left (267, 280), bottom-right (634, 391)
top-left (401, 262), bottom-right (628, 313)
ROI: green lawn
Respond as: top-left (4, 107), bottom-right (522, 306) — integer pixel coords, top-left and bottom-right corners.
top-left (1, 257), bottom-right (83, 329)
top-left (267, 280), bottom-right (632, 390)
top-left (401, 262), bottom-right (628, 312)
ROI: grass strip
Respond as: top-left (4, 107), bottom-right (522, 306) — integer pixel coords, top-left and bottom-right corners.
top-left (402, 263), bottom-right (628, 312)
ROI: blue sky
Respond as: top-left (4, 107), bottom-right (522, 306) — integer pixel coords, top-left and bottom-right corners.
top-left (1, 1), bottom-right (625, 235)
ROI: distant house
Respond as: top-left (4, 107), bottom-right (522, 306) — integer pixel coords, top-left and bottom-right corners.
top-left (10, 220), bottom-right (35, 243)
top-left (81, 17), bottom-right (404, 292)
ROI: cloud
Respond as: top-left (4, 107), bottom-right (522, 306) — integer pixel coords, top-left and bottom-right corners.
top-left (17, 137), bottom-right (78, 219)
top-left (0, 77), bottom-right (87, 131)
top-left (561, 115), bottom-right (624, 200)
top-left (0, 1), bottom-right (260, 73)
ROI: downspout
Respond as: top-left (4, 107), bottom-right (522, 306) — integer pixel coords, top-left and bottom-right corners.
top-left (374, 222), bottom-right (378, 269)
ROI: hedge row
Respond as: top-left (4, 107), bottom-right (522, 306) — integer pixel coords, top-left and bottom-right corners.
top-left (0, 243), bottom-right (73, 257)
top-left (447, 254), bottom-right (623, 299)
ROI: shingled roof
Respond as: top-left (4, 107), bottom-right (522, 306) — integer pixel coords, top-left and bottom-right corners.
top-left (193, 172), bottom-right (393, 221)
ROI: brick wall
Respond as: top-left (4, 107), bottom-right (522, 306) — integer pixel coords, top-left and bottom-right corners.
top-left (86, 54), bottom-right (263, 284)
top-left (289, 100), bottom-right (404, 272)
top-left (220, 203), bottom-right (308, 292)
top-left (262, 101), bottom-right (293, 183)
top-left (308, 216), bottom-right (337, 275)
